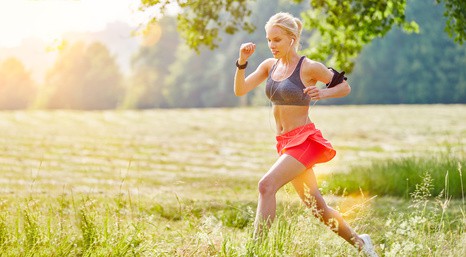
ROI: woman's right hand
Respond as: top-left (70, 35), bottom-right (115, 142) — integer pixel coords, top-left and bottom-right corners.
top-left (239, 42), bottom-right (255, 63)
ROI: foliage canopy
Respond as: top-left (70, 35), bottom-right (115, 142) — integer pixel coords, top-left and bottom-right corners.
top-left (139, 0), bottom-right (465, 71)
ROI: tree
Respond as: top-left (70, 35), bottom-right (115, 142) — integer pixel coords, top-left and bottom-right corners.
top-left (0, 58), bottom-right (36, 109)
top-left (123, 16), bottom-right (180, 109)
top-left (41, 41), bottom-right (123, 109)
top-left (436, 0), bottom-right (466, 44)
top-left (164, 44), bottom-right (213, 107)
top-left (139, 0), bottom-right (465, 72)
top-left (139, 0), bottom-right (255, 52)
top-left (81, 42), bottom-right (124, 109)
top-left (346, 0), bottom-right (466, 104)
top-left (160, 0), bottom-right (306, 108)
top-left (299, 0), bottom-right (419, 71)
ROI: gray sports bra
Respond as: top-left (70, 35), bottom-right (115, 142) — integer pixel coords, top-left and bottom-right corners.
top-left (265, 56), bottom-right (311, 106)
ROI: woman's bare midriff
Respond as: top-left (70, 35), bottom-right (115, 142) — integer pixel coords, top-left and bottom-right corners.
top-left (273, 105), bottom-right (311, 135)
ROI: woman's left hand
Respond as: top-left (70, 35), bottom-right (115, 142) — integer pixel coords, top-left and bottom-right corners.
top-left (303, 86), bottom-right (325, 101)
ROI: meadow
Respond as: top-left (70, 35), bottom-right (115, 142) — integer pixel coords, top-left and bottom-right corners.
top-left (0, 105), bottom-right (465, 256)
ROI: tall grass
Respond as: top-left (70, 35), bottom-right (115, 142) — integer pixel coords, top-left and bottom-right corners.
top-left (378, 172), bottom-right (466, 256)
top-left (0, 106), bottom-right (465, 255)
top-left (324, 153), bottom-right (466, 198)
top-left (0, 195), bottom-right (147, 256)
top-left (0, 183), bottom-right (465, 255)
top-left (221, 172), bottom-right (466, 257)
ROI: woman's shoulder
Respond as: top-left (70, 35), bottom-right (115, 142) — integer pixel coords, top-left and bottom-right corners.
top-left (301, 57), bottom-right (327, 72)
top-left (260, 58), bottom-right (277, 67)
top-left (258, 58), bottom-right (278, 74)
top-left (300, 57), bottom-right (333, 82)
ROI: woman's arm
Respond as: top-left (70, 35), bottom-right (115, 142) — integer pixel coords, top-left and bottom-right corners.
top-left (315, 80), bottom-right (351, 100)
top-left (234, 42), bottom-right (270, 96)
top-left (302, 61), bottom-right (351, 100)
top-left (234, 60), bottom-right (271, 96)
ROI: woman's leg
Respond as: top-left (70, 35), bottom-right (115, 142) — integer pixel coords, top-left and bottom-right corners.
top-left (291, 169), bottom-right (364, 249)
top-left (254, 154), bottom-right (307, 237)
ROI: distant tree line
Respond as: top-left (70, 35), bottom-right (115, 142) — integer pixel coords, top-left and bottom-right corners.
top-left (0, 0), bottom-right (464, 110)
top-left (328, 0), bottom-right (466, 105)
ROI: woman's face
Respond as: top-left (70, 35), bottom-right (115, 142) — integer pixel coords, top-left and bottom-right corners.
top-left (266, 25), bottom-right (294, 59)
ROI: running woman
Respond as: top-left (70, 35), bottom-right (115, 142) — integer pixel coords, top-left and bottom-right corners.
top-left (233, 12), bottom-right (378, 257)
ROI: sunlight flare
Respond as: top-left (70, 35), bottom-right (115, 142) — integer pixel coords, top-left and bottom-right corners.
top-left (0, 0), bottom-right (142, 47)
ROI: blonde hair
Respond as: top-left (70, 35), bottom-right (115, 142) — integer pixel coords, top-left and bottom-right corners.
top-left (265, 12), bottom-right (303, 50)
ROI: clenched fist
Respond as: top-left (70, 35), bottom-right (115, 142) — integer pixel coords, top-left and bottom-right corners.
top-left (238, 42), bottom-right (256, 63)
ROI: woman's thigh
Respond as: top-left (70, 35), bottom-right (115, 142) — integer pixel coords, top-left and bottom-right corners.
top-left (260, 154), bottom-right (308, 192)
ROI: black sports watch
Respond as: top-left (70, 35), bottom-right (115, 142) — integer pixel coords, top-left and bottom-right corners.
top-left (236, 60), bottom-right (248, 70)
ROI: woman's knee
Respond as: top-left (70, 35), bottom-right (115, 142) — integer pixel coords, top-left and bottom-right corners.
top-left (258, 177), bottom-right (277, 196)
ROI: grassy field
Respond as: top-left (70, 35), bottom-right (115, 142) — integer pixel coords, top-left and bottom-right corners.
top-left (0, 105), bottom-right (465, 256)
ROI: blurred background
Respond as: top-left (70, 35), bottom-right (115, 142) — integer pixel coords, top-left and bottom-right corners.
top-left (0, 0), bottom-right (464, 110)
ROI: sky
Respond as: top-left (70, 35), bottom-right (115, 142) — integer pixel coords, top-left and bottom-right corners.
top-left (0, 0), bottom-right (154, 48)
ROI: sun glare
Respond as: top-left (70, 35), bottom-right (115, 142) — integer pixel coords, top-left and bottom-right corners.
top-left (0, 0), bottom-right (143, 47)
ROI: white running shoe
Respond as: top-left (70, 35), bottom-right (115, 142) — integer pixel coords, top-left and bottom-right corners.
top-left (360, 234), bottom-right (378, 257)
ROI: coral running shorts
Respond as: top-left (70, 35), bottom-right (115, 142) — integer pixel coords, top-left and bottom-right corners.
top-left (275, 123), bottom-right (336, 169)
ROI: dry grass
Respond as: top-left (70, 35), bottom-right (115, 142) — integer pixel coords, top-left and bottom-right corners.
top-left (0, 105), bottom-right (465, 256)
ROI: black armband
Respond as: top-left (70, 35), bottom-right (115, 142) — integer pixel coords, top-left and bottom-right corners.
top-left (326, 68), bottom-right (347, 88)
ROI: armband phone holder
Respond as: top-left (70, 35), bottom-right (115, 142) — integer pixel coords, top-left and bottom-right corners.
top-left (326, 68), bottom-right (347, 88)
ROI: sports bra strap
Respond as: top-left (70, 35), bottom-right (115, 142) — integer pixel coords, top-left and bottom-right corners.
top-left (292, 56), bottom-right (305, 75)
top-left (269, 59), bottom-right (279, 76)
top-left (269, 56), bottom-right (305, 77)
